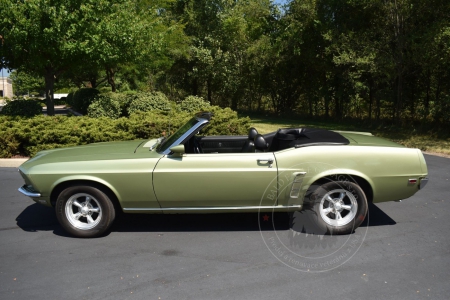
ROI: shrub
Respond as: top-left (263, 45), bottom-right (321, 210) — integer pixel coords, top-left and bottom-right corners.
top-left (179, 95), bottom-right (210, 113)
top-left (0, 107), bottom-right (251, 158)
top-left (99, 87), bottom-right (112, 93)
top-left (71, 88), bottom-right (100, 114)
top-left (127, 92), bottom-right (171, 115)
top-left (55, 97), bottom-right (67, 105)
top-left (113, 93), bottom-right (134, 117)
top-left (0, 129), bottom-right (21, 158)
top-left (203, 106), bottom-right (251, 135)
top-left (126, 111), bottom-right (191, 138)
top-left (66, 92), bottom-right (74, 107)
top-left (87, 95), bottom-right (121, 119)
top-left (1, 100), bottom-right (42, 117)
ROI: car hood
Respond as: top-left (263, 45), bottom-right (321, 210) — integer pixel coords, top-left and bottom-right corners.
top-left (20, 140), bottom-right (162, 169)
top-left (336, 131), bottom-right (404, 147)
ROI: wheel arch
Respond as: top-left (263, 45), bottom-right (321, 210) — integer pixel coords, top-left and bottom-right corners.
top-left (50, 177), bottom-right (122, 212)
top-left (305, 173), bottom-right (374, 204)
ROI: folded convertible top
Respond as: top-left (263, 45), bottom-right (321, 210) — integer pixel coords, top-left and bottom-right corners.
top-left (269, 128), bottom-right (350, 151)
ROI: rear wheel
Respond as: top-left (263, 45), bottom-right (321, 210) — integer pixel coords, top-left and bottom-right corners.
top-left (56, 185), bottom-right (115, 238)
top-left (303, 181), bottom-right (368, 235)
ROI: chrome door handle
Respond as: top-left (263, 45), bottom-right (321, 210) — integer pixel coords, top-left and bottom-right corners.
top-left (257, 158), bottom-right (274, 167)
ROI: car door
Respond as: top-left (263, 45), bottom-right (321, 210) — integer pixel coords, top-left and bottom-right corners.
top-left (198, 136), bottom-right (248, 153)
top-left (153, 152), bottom-right (278, 208)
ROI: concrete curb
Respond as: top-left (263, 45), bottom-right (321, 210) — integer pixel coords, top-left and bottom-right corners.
top-left (0, 158), bottom-right (29, 168)
top-left (65, 107), bottom-right (83, 116)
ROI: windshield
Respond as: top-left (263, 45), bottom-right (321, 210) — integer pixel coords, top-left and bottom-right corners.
top-left (156, 117), bottom-right (199, 153)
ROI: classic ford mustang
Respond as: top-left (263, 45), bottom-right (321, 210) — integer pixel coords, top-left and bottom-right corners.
top-left (18, 112), bottom-right (428, 237)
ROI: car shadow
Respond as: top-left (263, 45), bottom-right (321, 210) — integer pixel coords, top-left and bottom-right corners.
top-left (360, 203), bottom-right (397, 227)
top-left (15, 203), bottom-right (71, 237)
top-left (15, 202), bottom-right (395, 237)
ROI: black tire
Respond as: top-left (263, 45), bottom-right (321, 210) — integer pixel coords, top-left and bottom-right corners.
top-left (299, 181), bottom-right (368, 235)
top-left (55, 185), bottom-right (116, 238)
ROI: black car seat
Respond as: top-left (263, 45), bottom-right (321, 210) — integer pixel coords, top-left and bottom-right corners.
top-left (241, 127), bottom-right (258, 152)
top-left (254, 134), bottom-right (269, 152)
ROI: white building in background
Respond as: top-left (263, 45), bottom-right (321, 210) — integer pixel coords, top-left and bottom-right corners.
top-left (0, 77), bottom-right (13, 98)
top-left (54, 93), bottom-right (68, 99)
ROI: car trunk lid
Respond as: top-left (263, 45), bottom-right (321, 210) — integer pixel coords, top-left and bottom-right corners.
top-left (336, 131), bottom-right (404, 147)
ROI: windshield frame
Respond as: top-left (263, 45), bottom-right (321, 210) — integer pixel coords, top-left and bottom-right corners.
top-left (156, 116), bottom-right (210, 155)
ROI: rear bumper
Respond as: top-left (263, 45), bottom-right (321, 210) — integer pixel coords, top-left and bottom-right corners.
top-left (419, 177), bottom-right (429, 190)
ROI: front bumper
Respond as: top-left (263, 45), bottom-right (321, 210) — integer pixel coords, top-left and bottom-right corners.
top-left (18, 185), bottom-right (41, 198)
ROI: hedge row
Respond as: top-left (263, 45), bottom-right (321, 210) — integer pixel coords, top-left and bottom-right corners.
top-left (0, 97), bottom-right (69, 117)
top-left (1, 100), bottom-right (42, 117)
top-left (2, 90), bottom-right (210, 118)
top-left (0, 108), bottom-right (250, 158)
top-left (86, 93), bottom-right (210, 119)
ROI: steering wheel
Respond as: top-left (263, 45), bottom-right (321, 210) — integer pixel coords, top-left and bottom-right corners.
top-left (193, 137), bottom-right (203, 153)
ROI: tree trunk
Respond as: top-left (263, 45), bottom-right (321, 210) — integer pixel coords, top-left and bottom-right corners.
top-left (192, 78), bottom-right (198, 96)
top-left (44, 67), bottom-right (55, 116)
top-left (425, 71), bottom-right (431, 117)
top-left (410, 79), bottom-right (415, 120)
top-left (270, 91), bottom-right (279, 114)
top-left (396, 71), bottom-right (403, 122)
top-left (90, 77), bottom-right (97, 89)
top-left (207, 77), bottom-right (212, 104)
top-left (324, 94), bottom-right (330, 117)
top-left (106, 68), bottom-right (116, 92)
top-left (231, 96), bottom-right (238, 111)
top-left (308, 95), bottom-right (313, 117)
top-left (368, 81), bottom-right (373, 121)
top-left (434, 71), bottom-right (442, 123)
top-left (376, 94), bottom-right (381, 122)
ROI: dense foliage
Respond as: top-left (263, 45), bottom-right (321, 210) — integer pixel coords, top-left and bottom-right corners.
top-left (0, 100), bottom-right (42, 117)
top-left (127, 92), bottom-right (172, 115)
top-left (87, 95), bottom-right (122, 119)
top-left (0, 0), bottom-right (186, 115)
top-left (0, 108), bottom-right (250, 158)
top-left (179, 96), bottom-right (211, 113)
top-left (2, 0), bottom-right (449, 126)
top-left (71, 88), bottom-right (100, 114)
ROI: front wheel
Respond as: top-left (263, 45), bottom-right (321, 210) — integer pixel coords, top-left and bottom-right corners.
top-left (55, 186), bottom-right (116, 238)
top-left (303, 181), bottom-right (368, 235)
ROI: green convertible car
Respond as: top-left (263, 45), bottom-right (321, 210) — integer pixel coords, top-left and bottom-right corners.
top-left (18, 112), bottom-right (428, 238)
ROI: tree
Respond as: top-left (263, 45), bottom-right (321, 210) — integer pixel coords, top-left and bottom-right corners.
top-left (9, 70), bottom-right (45, 97)
top-left (0, 0), bottom-right (174, 115)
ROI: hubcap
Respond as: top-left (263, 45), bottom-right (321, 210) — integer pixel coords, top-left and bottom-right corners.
top-left (65, 193), bottom-right (102, 230)
top-left (319, 189), bottom-right (358, 227)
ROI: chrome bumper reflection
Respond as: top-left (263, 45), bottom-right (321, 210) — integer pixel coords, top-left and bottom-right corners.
top-left (18, 185), bottom-right (41, 198)
top-left (419, 178), bottom-right (429, 190)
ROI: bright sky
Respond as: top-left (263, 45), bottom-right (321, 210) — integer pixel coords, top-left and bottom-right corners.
top-left (1, 69), bottom-right (10, 77)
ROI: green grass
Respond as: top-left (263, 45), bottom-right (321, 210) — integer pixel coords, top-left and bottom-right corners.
top-left (246, 115), bottom-right (450, 156)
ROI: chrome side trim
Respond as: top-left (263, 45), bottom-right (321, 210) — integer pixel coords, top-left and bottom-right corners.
top-left (124, 205), bottom-right (302, 212)
top-left (18, 185), bottom-right (41, 198)
top-left (290, 172), bottom-right (306, 199)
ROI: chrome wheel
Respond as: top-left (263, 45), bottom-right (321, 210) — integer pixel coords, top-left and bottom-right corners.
top-left (65, 193), bottom-right (102, 230)
top-left (319, 189), bottom-right (358, 227)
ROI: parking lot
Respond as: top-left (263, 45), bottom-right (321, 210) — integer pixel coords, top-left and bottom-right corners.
top-left (0, 154), bottom-right (449, 300)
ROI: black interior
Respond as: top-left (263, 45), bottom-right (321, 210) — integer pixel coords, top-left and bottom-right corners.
top-left (240, 127), bottom-right (258, 152)
top-left (183, 128), bottom-right (349, 154)
top-left (268, 128), bottom-right (350, 151)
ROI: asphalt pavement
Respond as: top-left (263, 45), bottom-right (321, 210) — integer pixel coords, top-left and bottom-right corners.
top-left (0, 154), bottom-right (449, 300)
